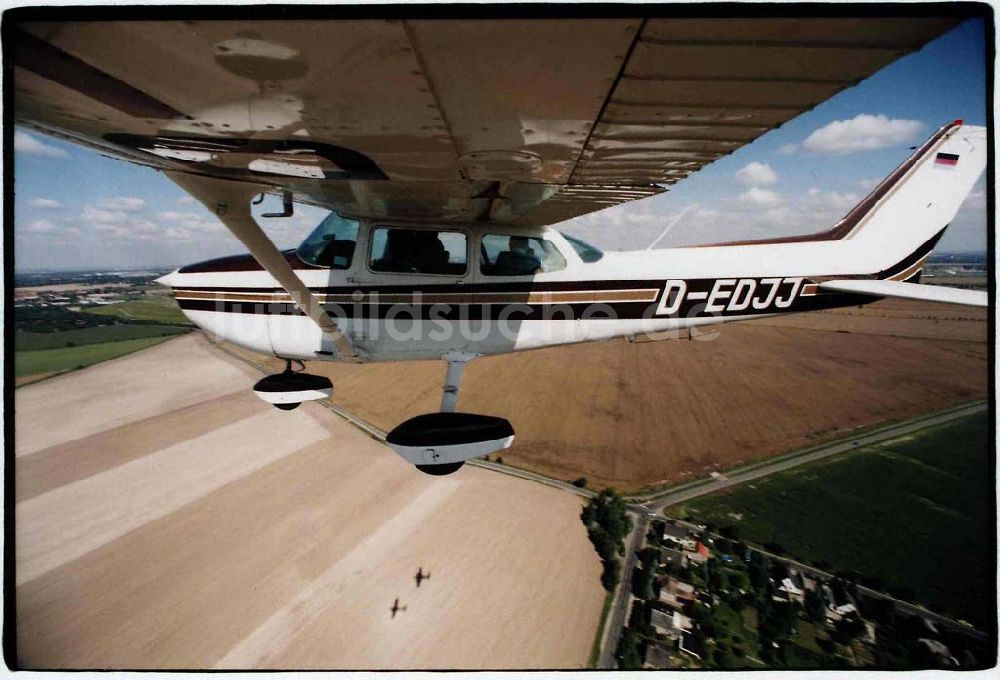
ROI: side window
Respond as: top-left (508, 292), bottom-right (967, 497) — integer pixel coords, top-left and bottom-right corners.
top-left (297, 212), bottom-right (360, 269)
top-left (369, 227), bottom-right (467, 275)
top-left (480, 234), bottom-right (567, 276)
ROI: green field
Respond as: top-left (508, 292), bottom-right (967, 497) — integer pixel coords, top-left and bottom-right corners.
top-left (84, 294), bottom-right (190, 324)
top-left (16, 324), bottom-right (190, 351)
top-left (669, 412), bottom-right (994, 628)
top-left (15, 336), bottom-right (178, 378)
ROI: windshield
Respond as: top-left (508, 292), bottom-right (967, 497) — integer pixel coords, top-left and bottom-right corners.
top-left (560, 233), bottom-right (604, 263)
top-left (297, 212), bottom-right (361, 269)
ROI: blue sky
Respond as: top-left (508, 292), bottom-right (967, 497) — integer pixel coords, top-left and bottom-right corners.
top-left (14, 18), bottom-right (988, 271)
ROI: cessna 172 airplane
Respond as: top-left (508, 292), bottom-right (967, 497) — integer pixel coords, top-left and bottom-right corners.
top-left (9, 12), bottom-right (989, 475)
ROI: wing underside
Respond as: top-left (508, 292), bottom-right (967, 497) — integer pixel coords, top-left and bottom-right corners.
top-left (10, 13), bottom-right (963, 227)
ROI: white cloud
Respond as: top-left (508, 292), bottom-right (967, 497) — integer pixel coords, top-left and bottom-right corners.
top-left (131, 220), bottom-right (160, 235)
top-left (556, 178), bottom-right (925, 250)
top-left (157, 211), bottom-right (195, 222)
top-left (739, 187), bottom-right (782, 206)
top-left (176, 196), bottom-right (197, 205)
top-left (165, 226), bottom-right (196, 241)
top-left (79, 200), bottom-right (164, 243)
top-left (27, 197), bottom-right (63, 209)
top-left (14, 130), bottom-right (70, 158)
top-left (157, 210), bottom-right (222, 234)
top-left (735, 162), bottom-right (778, 186)
top-left (97, 197), bottom-right (146, 211)
top-left (804, 189), bottom-right (860, 212)
top-left (22, 219), bottom-right (84, 247)
top-left (26, 219), bottom-right (59, 234)
top-left (802, 114), bottom-right (923, 155)
top-left (778, 143), bottom-right (798, 155)
top-left (83, 205), bottom-right (127, 225)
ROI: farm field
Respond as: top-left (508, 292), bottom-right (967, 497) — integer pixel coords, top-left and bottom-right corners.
top-left (15, 334), bottom-right (604, 669)
top-left (221, 298), bottom-right (988, 491)
top-left (15, 324), bottom-right (190, 351)
top-left (84, 293), bottom-right (190, 325)
top-left (666, 411), bottom-right (994, 628)
top-left (15, 336), bottom-right (182, 379)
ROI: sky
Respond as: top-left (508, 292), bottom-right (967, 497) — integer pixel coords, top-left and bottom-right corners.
top-left (12, 17), bottom-right (989, 271)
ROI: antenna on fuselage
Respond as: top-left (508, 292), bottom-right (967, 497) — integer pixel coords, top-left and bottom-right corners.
top-left (646, 204), bottom-right (696, 250)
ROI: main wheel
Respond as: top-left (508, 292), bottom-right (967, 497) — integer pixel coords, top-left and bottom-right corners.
top-left (415, 462), bottom-right (464, 476)
top-left (274, 402), bottom-right (301, 411)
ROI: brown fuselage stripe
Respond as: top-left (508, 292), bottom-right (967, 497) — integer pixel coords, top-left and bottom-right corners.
top-left (888, 254), bottom-right (930, 283)
top-left (172, 289), bottom-right (661, 305)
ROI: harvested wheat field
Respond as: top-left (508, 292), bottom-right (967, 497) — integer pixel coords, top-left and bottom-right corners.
top-left (227, 299), bottom-right (988, 491)
top-left (14, 334), bottom-right (604, 670)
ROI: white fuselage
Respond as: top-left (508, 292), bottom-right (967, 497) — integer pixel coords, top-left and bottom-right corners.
top-left (160, 225), bottom-right (890, 362)
top-left (159, 122), bottom-right (985, 363)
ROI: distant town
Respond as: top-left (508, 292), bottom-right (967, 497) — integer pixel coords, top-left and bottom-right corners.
top-left (13, 268), bottom-right (192, 383)
top-left (15, 269), bottom-right (172, 310)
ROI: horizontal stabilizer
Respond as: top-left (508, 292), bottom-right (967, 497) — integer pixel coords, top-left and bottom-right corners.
top-left (819, 279), bottom-right (987, 307)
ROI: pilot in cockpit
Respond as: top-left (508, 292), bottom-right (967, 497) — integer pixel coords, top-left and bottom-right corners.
top-left (504, 236), bottom-right (543, 274)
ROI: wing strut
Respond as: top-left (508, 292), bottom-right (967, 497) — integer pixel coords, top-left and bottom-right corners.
top-left (165, 172), bottom-right (362, 362)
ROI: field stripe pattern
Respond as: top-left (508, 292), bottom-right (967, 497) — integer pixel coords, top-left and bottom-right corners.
top-left (14, 334), bottom-right (604, 669)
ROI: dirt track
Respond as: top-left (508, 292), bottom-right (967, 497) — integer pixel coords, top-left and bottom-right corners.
top-left (228, 299), bottom-right (988, 490)
top-left (15, 334), bottom-right (604, 669)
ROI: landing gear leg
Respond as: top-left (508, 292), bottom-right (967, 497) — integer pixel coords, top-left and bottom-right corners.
top-left (386, 352), bottom-right (515, 476)
top-left (439, 352), bottom-right (468, 414)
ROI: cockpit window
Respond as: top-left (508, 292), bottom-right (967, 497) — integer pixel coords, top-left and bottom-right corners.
top-left (370, 227), bottom-right (468, 275)
top-left (297, 212), bottom-right (360, 269)
top-left (480, 234), bottom-right (567, 276)
top-left (560, 233), bottom-right (604, 263)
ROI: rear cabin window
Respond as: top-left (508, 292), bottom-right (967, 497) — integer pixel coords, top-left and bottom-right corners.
top-left (297, 212), bottom-right (360, 269)
top-left (480, 234), bottom-right (567, 276)
top-left (369, 227), bottom-right (468, 275)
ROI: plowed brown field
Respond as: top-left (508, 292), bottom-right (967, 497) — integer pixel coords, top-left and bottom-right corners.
top-left (226, 299), bottom-right (988, 491)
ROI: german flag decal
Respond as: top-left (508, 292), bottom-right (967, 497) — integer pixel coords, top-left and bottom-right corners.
top-left (935, 152), bottom-right (960, 167)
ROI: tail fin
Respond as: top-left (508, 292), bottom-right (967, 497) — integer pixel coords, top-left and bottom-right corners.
top-left (688, 121), bottom-right (985, 279)
top-left (840, 121), bottom-right (987, 279)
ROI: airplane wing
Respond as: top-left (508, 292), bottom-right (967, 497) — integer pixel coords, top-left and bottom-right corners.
top-left (9, 11), bottom-right (968, 227)
top-left (818, 279), bottom-right (988, 307)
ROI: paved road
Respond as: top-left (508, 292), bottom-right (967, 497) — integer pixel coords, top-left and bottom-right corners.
top-left (598, 514), bottom-right (648, 669)
top-left (644, 401), bottom-right (987, 512)
top-left (468, 459), bottom-right (596, 498)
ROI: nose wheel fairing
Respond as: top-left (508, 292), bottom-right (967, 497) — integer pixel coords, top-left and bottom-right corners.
top-left (252, 359), bottom-right (333, 409)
